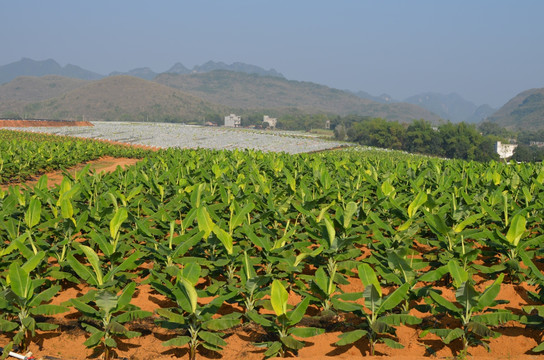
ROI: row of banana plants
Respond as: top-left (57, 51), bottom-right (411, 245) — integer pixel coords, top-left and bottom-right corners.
top-left (1, 142), bottom-right (544, 359)
top-left (0, 129), bottom-right (150, 183)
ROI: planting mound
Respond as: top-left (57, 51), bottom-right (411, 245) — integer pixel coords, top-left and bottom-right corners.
top-left (0, 119), bottom-right (93, 127)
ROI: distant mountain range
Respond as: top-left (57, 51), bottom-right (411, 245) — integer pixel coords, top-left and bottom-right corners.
top-left (0, 58), bottom-right (284, 84)
top-left (0, 58), bottom-right (102, 84)
top-left (487, 88), bottom-right (544, 130)
top-left (352, 91), bottom-right (496, 124)
top-left (108, 60), bottom-right (284, 80)
top-left (0, 72), bottom-right (439, 123)
top-left (0, 58), bottom-right (441, 123)
top-left (5, 57), bottom-right (544, 129)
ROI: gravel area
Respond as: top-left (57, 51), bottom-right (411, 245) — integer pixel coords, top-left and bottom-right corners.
top-left (6, 121), bottom-right (351, 154)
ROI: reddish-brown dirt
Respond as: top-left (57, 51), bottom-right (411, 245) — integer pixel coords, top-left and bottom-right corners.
top-left (0, 276), bottom-right (542, 360)
top-left (1, 156), bottom-right (140, 190)
top-left (0, 120), bottom-right (93, 127)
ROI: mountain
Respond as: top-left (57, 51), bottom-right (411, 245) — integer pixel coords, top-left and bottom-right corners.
top-left (352, 90), bottom-right (397, 104)
top-left (0, 58), bottom-right (284, 84)
top-left (154, 70), bottom-right (439, 123)
top-left (487, 88), bottom-right (544, 130)
top-left (0, 75), bottom-right (87, 102)
top-left (1, 76), bottom-right (228, 122)
top-left (109, 67), bottom-right (158, 80)
top-left (192, 61), bottom-right (284, 78)
top-left (0, 58), bottom-right (103, 84)
top-left (469, 104), bottom-right (496, 123)
top-left (166, 62), bottom-right (191, 74)
top-left (404, 92), bottom-right (495, 123)
top-left (110, 61), bottom-right (283, 80)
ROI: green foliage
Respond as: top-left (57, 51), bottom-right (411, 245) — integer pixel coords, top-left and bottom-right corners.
top-left (251, 280), bottom-right (324, 358)
top-left (0, 129), bottom-right (149, 184)
top-left (70, 282), bottom-right (151, 360)
top-left (422, 268), bottom-right (515, 356)
top-left (345, 118), bottom-right (500, 161)
top-left (333, 264), bottom-right (421, 355)
top-left (153, 266), bottom-right (241, 360)
top-left (0, 261), bottom-right (68, 352)
top-left (3, 131), bottom-right (544, 358)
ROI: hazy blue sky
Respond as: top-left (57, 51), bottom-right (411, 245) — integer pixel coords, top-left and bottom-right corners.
top-left (1, 1), bottom-right (543, 107)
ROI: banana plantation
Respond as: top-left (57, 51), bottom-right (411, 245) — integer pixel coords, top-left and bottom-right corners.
top-left (1, 129), bottom-right (544, 359)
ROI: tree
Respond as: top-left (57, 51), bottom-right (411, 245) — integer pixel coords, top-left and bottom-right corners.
top-left (334, 124), bottom-right (347, 140)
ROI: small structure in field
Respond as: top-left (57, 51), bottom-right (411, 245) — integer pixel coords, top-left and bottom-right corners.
top-left (263, 115), bottom-right (277, 129)
top-left (496, 141), bottom-right (518, 159)
top-left (325, 120), bottom-right (331, 130)
top-left (224, 114), bottom-right (241, 127)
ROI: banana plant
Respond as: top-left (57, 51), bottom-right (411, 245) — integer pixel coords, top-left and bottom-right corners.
top-left (421, 261), bottom-right (516, 356)
top-left (0, 259), bottom-right (68, 353)
top-left (70, 282), bottom-right (151, 360)
top-left (334, 263), bottom-right (421, 355)
top-left (223, 251), bottom-right (269, 321)
top-left (67, 244), bottom-right (143, 290)
top-left (520, 284), bottom-right (544, 353)
top-left (250, 280), bottom-right (324, 358)
top-left (153, 263), bottom-right (240, 360)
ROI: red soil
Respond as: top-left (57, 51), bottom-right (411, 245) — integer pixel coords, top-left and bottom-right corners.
top-left (1, 156), bottom-right (140, 190)
top-left (0, 120), bottom-right (93, 127)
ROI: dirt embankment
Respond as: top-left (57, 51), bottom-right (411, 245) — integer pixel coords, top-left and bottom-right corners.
top-left (0, 119), bottom-right (93, 127)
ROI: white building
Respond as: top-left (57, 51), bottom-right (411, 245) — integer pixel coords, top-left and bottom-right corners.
top-left (496, 141), bottom-right (518, 159)
top-left (263, 115), bottom-right (277, 129)
top-left (224, 114), bottom-right (241, 127)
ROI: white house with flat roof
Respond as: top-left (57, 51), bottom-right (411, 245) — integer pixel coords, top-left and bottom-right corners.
top-left (224, 114), bottom-right (241, 127)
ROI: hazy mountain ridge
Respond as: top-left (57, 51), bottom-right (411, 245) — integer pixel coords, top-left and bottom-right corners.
top-left (487, 88), bottom-right (544, 130)
top-left (404, 92), bottom-right (496, 123)
top-left (0, 58), bottom-right (493, 124)
top-left (0, 58), bottom-right (103, 84)
top-left (351, 90), bottom-right (397, 104)
top-left (0, 58), bottom-right (284, 84)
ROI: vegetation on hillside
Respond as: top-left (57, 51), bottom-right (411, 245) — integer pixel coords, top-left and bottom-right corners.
top-left (487, 88), bottom-right (544, 130)
top-left (154, 71), bottom-right (441, 122)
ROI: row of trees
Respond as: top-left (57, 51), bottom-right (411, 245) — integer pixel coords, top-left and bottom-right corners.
top-left (338, 117), bottom-right (500, 162)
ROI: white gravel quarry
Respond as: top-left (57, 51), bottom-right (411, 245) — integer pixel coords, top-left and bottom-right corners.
top-left (7, 121), bottom-right (350, 154)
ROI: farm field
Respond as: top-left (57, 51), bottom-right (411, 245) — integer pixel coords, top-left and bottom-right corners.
top-left (1, 131), bottom-right (544, 360)
top-left (3, 121), bottom-right (349, 154)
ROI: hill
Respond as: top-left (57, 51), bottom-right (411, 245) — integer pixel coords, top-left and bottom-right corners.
top-left (487, 88), bottom-right (544, 130)
top-left (110, 61), bottom-right (284, 80)
top-left (352, 90), bottom-right (397, 104)
top-left (1, 76), bottom-right (229, 122)
top-left (0, 58), bottom-right (102, 84)
top-left (404, 92), bottom-right (495, 123)
top-left (154, 70), bottom-right (440, 123)
top-left (0, 75), bottom-right (87, 102)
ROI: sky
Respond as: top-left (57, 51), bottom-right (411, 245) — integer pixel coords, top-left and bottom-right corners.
top-left (1, 1), bottom-right (543, 108)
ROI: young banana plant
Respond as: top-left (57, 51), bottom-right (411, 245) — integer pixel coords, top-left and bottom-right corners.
top-left (335, 263), bottom-right (421, 355)
top-left (67, 244), bottom-right (142, 290)
top-left (70, 282), bottom-right (151, 360)
top-left (250, 280), bottom-right (324, 358)
top-left (153, 264), bottom-right (241, 360)
top-left (421, 260), bottom-right (516, 356)
top-left (0, 259), bottom-right (68, 353)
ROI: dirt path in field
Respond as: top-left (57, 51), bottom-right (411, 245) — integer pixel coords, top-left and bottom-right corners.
top-left (1, 156), bottom-right (140, 190)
